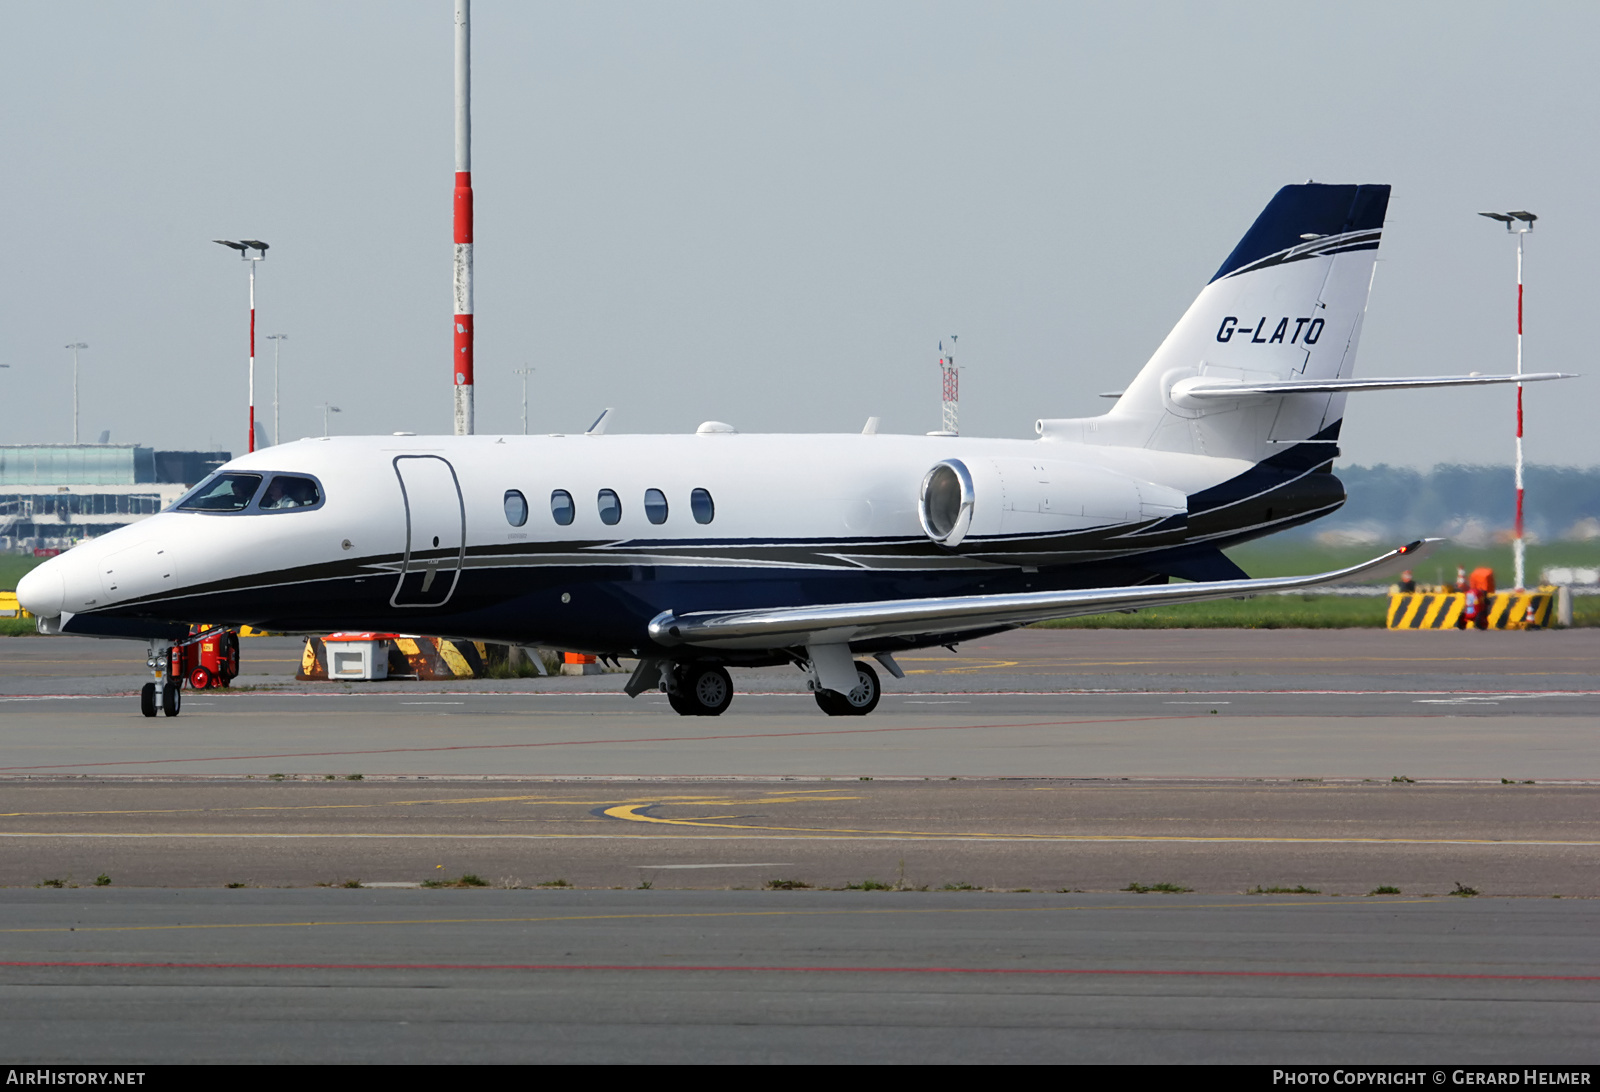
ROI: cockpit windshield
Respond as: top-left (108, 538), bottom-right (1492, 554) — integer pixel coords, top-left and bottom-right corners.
top-left (172, 471), bottom-right (324, 514)
top-left (176, 473), bottom-right (263, 512)
top-left (259, 475), bottom-right (322, 510)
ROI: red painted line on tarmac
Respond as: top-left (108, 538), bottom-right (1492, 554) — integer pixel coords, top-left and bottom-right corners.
top-left (2, 959), bottom-right (1596, 982)
top-left (0, 716), bottom-right (1191, 773)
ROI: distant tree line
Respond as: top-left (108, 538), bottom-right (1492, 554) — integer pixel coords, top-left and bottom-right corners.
top-left (1302, 465), bottom-right (1600, 540)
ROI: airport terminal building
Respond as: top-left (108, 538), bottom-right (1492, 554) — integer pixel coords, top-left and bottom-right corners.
top-left (0, 444), bottom-right (229, 552)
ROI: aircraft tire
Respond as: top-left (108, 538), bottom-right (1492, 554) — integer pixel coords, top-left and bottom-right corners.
top-left (140, 683), bottom-right (157, 718)
top-left (666, 689), bottom-right (698, 716)
top-left (161, 682), bottom-right (182, 718)
top-left (677, 664), bottom-right (733, 716)
top-left (813, 690), bottom-right (848, 716)
top-left (814, 661), bottom-right (881, 717)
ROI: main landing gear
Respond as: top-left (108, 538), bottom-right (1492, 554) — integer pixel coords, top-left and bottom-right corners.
top-left (813, 659), bottom-right (880, 717)
top-left (666, 663), bottom-right (734, 717)
top-left (631, 655), bottom-right (885, 718)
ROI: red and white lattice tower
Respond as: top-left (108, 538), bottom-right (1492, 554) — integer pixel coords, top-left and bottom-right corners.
top-left (452, 0), bottom-right (475, 435)
top-left (939, 337), bottom-right (959, 436)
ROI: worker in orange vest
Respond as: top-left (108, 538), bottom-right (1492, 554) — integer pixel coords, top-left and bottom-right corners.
top-left (1467, 567), bottom-right (1496, 630)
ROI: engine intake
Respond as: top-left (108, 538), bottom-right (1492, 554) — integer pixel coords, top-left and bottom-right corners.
top-left (919, 459), bottom-right (975, 547)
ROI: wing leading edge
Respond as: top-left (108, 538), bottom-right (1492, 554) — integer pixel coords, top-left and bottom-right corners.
top-left (649, 540), bottom-right (1435, 651)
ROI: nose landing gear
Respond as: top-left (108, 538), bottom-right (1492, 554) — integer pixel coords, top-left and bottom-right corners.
top-left (140, 643), bottom-right (181, 719)
top-left (139, 627), bottom-right (240, 717)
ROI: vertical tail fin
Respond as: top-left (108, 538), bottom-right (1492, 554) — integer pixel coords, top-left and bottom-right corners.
top-left (1043, 183), bottom-right (1391, 465)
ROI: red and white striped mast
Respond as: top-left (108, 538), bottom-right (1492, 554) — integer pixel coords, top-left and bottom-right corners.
top-left (213, 239), bottom-right (269, 453)
top-left (452, 0), bottom-right (474, 436)
top-left (1479, 209), bottom-right (1537, 590)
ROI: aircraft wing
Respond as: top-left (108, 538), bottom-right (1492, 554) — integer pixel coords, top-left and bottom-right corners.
top-left (649, 540), bottom-right (1434, 651)
top-left (1173, 372), bottom-right (1575, 400)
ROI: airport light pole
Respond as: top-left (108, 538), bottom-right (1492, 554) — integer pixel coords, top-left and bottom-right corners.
top-left (213, 239), bottom-right (269, 453)
top-left (64, 343), bottom-right (87, 444)
top-left (514, 366), bottom-right (533, 434)
top-left (265, 333), bottom-right (288, 448)
top-left (452, 0), bottom-right (475, 436)
top-left (317, 403), bottom-right (341, 437)
top-left (1478, 210), bottom-right (1537, 590)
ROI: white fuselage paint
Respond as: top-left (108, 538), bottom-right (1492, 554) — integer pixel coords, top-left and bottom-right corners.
top-left (20, 432), bottom-right (1251, 631)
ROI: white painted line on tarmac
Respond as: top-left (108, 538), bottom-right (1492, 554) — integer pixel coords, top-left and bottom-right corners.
top-left (634, 863), bottom-right (795, 869)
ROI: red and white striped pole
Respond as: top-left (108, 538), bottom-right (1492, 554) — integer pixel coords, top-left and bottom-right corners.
top-left (248, 258), bottom-right (257, 453)
top-left (213, 239), bottom-right (268, 453)
top-left (1514, 229), bottom-right (1525, 590)
top-left (452, 0), bottom-right (474, 436)
top-left (1480, 209), bottom-right (1536, 590)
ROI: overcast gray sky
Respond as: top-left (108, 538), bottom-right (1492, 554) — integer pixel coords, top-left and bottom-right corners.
top-left (1, 1), bottom-right (1594, 468)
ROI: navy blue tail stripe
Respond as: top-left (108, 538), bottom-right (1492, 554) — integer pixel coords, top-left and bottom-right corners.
top-left (1211, 184), bottom-right (1391, 284)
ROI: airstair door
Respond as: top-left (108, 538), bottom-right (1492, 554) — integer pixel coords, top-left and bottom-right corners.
top-left (391, 455), bottom-right (465, 608)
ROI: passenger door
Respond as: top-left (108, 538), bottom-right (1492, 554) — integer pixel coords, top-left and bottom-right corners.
top-left (390, 455), bottom-right (465, 608)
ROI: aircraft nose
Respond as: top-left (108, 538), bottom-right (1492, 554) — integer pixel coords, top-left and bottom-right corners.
top-left (17, 563), bottom-right (65, 618)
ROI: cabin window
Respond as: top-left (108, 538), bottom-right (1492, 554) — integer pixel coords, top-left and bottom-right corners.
top-left (258, 476), bottom-right (322, 511)
top-left (691, 487), bottom-right (715, 525)
top-left (504, 489), bottom-right (528, 527)
top-left (177, 473), bottom-right (263, 513)
top-left (597, 488), bottom-right (622, 526)
top-left (644, 488), bottom-right (669, 525)
top-left (550, 489), bottom-right (575, 526)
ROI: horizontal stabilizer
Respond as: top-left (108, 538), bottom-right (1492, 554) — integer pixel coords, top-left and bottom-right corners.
top-left (1171, 372), bottom-right (1575, 404)
top-left (649, 541), bottom-right (1436, 650)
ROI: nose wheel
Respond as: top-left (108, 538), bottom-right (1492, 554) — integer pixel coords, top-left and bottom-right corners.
top-left (139, 680), bottom-right (182, 717)
top-left (140, 640), bottom-right (185, 718)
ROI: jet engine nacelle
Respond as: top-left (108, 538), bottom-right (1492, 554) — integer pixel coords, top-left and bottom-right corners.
top-left (919, 457), bottom-right (1187, 548)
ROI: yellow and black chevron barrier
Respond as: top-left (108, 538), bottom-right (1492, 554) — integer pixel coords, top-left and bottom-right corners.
top-left (298, 635), bottom-right (488, 680)
top-left (1386, 591), bottom-right (1462, 629)
top-left (1387, 587), bottom-right (1556, 630)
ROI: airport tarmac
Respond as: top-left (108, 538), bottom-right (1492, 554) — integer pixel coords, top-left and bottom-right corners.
top-left (0, 627), bottom-right (1595, 1062)
top-left (1, 889), bottom-right (1595, 1064)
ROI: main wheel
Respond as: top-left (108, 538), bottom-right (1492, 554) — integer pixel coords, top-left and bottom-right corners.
top-left (813, 660), bottom-right (881, 717)
top-left (668, 664), bottom-right (734, 716)
top-left (189, 666), bottom-right (213, 691)
top-left (161, 682), bottom-right (182, 717)
top-left (686, 664), bottom-right (733, 716)
top-left (140, 682), bottom-right (157, 718)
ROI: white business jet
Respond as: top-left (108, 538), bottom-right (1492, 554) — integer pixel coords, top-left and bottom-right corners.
top-left (17, 183), bottom-right (1572, 718)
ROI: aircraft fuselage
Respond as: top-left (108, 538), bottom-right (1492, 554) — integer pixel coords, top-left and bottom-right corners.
top-left (20, 430), bottom-right (1341, 662)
